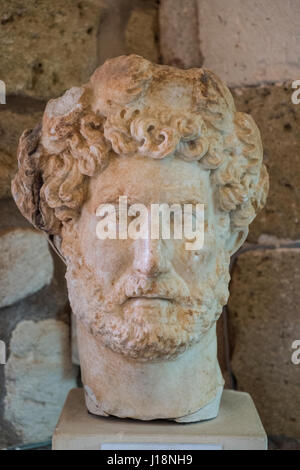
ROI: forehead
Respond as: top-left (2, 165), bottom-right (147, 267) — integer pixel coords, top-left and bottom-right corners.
top-left (87, 154), bottom-right (211, 210)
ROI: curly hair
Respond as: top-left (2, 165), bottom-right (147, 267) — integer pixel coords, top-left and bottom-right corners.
top-left (12, 54), bottom-right (268, 241)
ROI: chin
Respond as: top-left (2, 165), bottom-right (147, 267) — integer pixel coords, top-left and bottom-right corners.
top-left (96, 334), bottom-right (195, 362)
top-left (88, 302), bottom-right (216, 362)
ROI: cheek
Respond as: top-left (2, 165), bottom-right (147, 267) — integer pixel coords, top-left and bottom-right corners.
top-left (172, 239), bottom-right (215, 282)
top-left (93, 239), bottom-right (134, 277)
top-left (78, 215), bottom-right (134, 281)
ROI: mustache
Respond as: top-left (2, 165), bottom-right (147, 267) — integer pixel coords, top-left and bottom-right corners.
top-left (102, 272), bottom-right (211, 311)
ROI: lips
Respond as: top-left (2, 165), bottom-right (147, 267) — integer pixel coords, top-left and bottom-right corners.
top-left (124, 295), bottom-right (174, 304)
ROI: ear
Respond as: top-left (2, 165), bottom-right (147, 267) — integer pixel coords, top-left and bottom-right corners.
top-left (11, 125), bottom-right (43, 227)
top-left (226, 227), bottom-right (248, 256)
top-left (12, 124), bottom-right (61, 235)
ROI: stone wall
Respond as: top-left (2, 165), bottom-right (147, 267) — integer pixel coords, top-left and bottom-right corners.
top-left (0, 199), bottom-right (78, 447)
top-left (0, 0), bottom-right (299, 448)
top-left (160, 0), bottom-right (300, 444)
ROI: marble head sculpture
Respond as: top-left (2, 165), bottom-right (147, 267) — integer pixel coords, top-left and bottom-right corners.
top-left (12, 55), bottom-right (268, 422)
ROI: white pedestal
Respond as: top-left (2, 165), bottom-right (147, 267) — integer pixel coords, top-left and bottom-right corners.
top-left (52, 388), bottom-right (267, 450)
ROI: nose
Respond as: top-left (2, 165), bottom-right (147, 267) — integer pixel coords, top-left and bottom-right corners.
top-left (133, 238), bottom-right (170, 278)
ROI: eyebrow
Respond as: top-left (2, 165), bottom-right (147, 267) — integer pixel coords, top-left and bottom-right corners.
top-left (96, 195), bottom-right (142, 206)
top-left (95, 196), bottom-right (207, 209)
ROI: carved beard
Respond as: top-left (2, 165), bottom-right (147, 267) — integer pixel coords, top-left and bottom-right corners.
top-left (65, 241), bottom-right (230, 362)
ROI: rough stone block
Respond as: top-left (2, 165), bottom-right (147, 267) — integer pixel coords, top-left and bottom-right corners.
top-left (232, 84), bottom-right (300, 241)
top-left (0, 251), bottom-right (77, 447)
top-left (197, 0), bottom-right (300, 86)
top-left (228, 248), bottom-right (300, 438)
top-left (0, 228), bottom-right (53, 308)
top-left (97, 0), bottom-right (159, 67)
top-left (159, 0), bottom-right (202, 68)
top-left (0, 0), bottom-right (105, 99)
top-left (4, 319), bottom-right (77, 443)
top-left (125, 5), bottom-right (158, 64)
